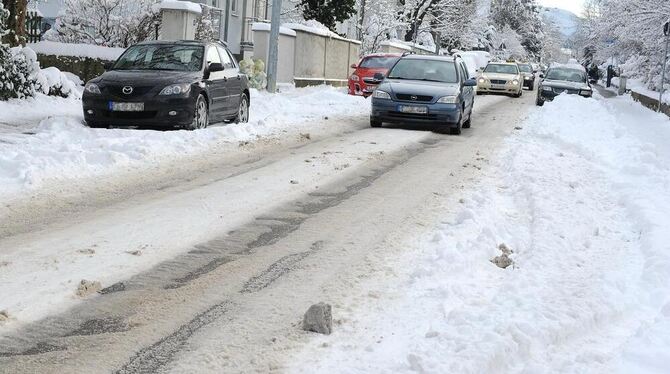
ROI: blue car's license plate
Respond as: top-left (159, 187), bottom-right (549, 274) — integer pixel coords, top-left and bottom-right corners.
top-left (398, 105), bottom-right (428, 114)
top-left (109, 102), bottom-right (144, 112)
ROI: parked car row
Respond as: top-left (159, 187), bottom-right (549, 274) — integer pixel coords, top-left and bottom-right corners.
top-left (83, 40), bottom-right (250, 130)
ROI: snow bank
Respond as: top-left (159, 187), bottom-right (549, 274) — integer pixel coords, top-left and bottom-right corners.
top-left (0, 86), bottom-right (369, 197)
top-left (251, 22), bottom-right (297, 37)
top-left (27, 41), bottom-right (125, 61)
top-left (290, 94), bottom-right (670, 372)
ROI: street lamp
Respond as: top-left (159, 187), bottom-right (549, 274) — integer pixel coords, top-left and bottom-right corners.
top-left (660, 21), bottom-right (670, 112)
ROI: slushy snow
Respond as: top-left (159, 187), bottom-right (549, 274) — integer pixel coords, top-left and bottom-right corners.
top-left (289, 93), bottom-right (670, 373)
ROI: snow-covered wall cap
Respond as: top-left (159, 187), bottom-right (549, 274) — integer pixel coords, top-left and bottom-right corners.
top-left (283, 23), bottom-right (362, 45)
top-left (154, 0), bottom-right (202, 14)
top-left (27, 41), bottom-right (126, 61)
top-left (381, 39), bottom-right (434, 53)
top-left (251, 23), bottom-right (297, 37)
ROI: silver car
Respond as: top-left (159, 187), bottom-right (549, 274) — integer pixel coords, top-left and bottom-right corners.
top-left (536, 65), bottom-right (592, 106)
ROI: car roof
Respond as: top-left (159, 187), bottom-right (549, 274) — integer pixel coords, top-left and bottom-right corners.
top-left (401, 54), bottom-right (455, 62)
top-left (135, 40), bottom-right (208, 46)
top-left (362, 53), bottom-right (402, 58)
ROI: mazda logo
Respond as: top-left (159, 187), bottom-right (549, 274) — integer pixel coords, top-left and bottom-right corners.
top-left (122, 86), bottom-right (133, 95)
top-left (411, 95), bottom-right (418, 100)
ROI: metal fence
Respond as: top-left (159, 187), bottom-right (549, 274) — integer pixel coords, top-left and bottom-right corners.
top-left (26, 10), bottom-right (42, 43)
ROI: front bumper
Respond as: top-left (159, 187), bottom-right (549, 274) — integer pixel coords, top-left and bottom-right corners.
top-left (370, 98), bottom-right (461, 126)
top-left (477, 81), bottom-right (522, 94)
top-left (538, 88), bottom-right (592, 101)
top-left (82, 93), bottom-right (197, 128)
top-left (348, 80), bottom-right (375, 97)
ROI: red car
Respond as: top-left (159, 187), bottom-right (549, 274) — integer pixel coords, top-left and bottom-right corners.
top-left (348, 53), bottom-right (402, 96)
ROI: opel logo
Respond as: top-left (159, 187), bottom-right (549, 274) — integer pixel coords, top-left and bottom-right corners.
top-left (122, 86), bottom-right (133, 95)
top-left (411, 95), bottom-right (418, 101)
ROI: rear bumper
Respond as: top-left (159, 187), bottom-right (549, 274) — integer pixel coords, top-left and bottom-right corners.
top-left (82, 94), bottom-right (197, 128)
top-left (371, 98), bottom-right (461, 126)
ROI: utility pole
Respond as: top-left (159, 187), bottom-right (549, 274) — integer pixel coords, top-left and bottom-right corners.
top-left (266, 0), bottom-right (282, 93)
top-left (659, 21), bottom-right (670, 112)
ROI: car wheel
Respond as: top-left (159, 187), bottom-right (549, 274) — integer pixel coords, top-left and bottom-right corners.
top-left (535, 97), bottom-right (544, 106)
top-left (462, 114), bottom-right (471, 129)
top-left (234, 93), bottom-right (249, 124)
top-left (449, 115), bottom-right (462, 135)
top-left (190, 94), bottom-right (209, 130)
top-left (370, 117), bottom-right (382, 128)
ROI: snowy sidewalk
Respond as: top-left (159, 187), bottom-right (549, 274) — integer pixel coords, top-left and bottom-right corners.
top-left (0, 86), bottom-right (369, 199)
top-left (289, 93), bottom-right (670, 373)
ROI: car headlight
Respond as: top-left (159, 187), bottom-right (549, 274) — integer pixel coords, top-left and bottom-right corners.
top-left (478, 77), bottom-right (486, 84)
top-left (437, 95), bottom-right (458, 104)
top-left (542, 86), bottom-right (553, 91)
top-left (350, 74), bottom-right (360, 82)
top-left (159, 83), bottom-right (192, 96)
top-left (579, 88), bottom-right (592, 97)
top-left (85, 83), bottom-right (101, 94)
top-left (524, 76), bottom-right (531, 80)
top-left (372, 90), bottom-right (391, 99)
top-left (512, 79), bottom-right (520, 85)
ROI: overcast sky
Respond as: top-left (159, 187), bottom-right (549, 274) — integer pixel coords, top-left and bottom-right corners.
top-left (538, 0), bottom-right (585, 16)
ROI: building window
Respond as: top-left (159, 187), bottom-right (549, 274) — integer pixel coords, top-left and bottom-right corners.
top-left (231, 0), bottom-right (238, 16)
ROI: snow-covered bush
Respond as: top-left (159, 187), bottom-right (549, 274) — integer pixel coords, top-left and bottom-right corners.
top-left (239, 58), bottom-right (267, 89)
top-left (195, 5), bottom-right (217, 42)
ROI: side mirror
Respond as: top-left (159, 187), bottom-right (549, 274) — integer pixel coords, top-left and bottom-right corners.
top-left (208, 62), bottom-right (224, 72)
top-left (373, 72), bottom-right (384, 80)
top-left (103, 62), bottom-right (113, 70)
top-left (350, 63), bottom-right (358, 69)
top-left (464, 78), bottom-right (477, 87)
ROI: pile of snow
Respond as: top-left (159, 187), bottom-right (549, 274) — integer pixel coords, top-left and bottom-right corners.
top-left (0, 86), bottom-right (369, 197)
top-left (27, 41), bottom-right (125, 61)
top-left (251, 22), bottom-right (297, 37)
top-left (290, 94), bottom-right (670, 372)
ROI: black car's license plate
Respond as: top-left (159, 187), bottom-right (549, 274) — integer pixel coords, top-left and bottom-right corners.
top-left (398, 105), bottom-right (428, 114)
top-left (109, 102), bottom-right (144, 112)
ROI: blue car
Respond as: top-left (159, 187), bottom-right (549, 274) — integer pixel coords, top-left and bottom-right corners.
top-left (367, 54), bottom-right (476, 135)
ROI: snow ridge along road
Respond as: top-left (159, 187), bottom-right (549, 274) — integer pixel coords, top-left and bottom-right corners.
top-left (0, 90), bottom-right (525, 373)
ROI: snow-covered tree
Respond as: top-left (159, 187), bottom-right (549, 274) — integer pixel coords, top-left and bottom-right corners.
top-left (57, 0), bottom-right (159, 48)
top-left (300, 0), bottom-right (356, 31)
top-left (195, 5), bottom-right (217, 42)
top-left (1, 0), bottom-right (27, 46)
top-left (490, 0), bottom-right (543, 59)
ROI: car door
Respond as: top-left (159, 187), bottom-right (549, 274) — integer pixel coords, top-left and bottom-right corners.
top-left (216, 45), bottom-right (242, 116)
top-left (459, 61), bottom-right (474, 116)
top-left (204, 45), bottom-right (227, 120)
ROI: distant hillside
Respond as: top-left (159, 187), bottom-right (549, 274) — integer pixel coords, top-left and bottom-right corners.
top-left (541, 7), bottom-right (581, 37)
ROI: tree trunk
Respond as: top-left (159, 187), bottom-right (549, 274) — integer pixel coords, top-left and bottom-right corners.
top-left (2, 0), bottom-right (27, 46)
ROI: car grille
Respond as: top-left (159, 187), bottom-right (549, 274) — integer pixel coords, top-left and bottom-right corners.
top-left (490, 79), bottom-right (507, 85)
top-left (395, 94), bottom-right (433, 102)
top-left (102, 110), bottom-right (158, 119)
top-left (553, 88), bottom-right (579, 94)
top-left (104, 85), bottom-right (154, 97)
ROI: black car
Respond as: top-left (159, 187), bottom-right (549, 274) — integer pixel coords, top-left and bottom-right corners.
top-left (518, 63), bottom-right (535, 90)
top-left (536, 65), bottom-right (592, 106)
top-left (82, 40), bottom-right (250, 129)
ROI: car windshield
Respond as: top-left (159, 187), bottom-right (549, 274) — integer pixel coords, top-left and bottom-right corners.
top-left (484, 64), bottom-right (519, 74)
top-left (359, 56), bottom-right (399, 69)
top-left (386, 59), bottom-right (458, 83)
top-left (545, 68), bottom-right (586, 83)
top-left (112, 44), bottom-right (204, 72)
top-left (518, 64), bottom-right (532, 73)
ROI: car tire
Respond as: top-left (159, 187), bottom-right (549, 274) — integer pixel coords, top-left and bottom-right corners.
top-left (535, 98), bottom-right (544, 106)
top-left (462, 114), bottom-right (471, 129)
top-left (87, 122), bottom-right (107, 129)
top-left (189, 94), bottom-right (209, 130)
top-left (234, 93), bottom-right (250, 124)
top-left (370, 117), bottom-right (382, 128)
top-left (449, 115), bottom-right (462, 135)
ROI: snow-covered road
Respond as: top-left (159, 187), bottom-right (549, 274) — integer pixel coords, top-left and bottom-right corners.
top-left (0, 88), bottom-right (523, 372)
top-left (2, 87), bottom-right (669, 374)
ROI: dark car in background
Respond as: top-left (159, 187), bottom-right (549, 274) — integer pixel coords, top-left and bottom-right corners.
top-left (82, 40), bottom-right (250, 130)
top-left (518, 63), bottom-right (535, 90)
top-left (348, 53), bottom-right (402, 97)
top-left (368, 55), bottom-right (476, 135)
top-left (536, 65), bottom-right (592, 106)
